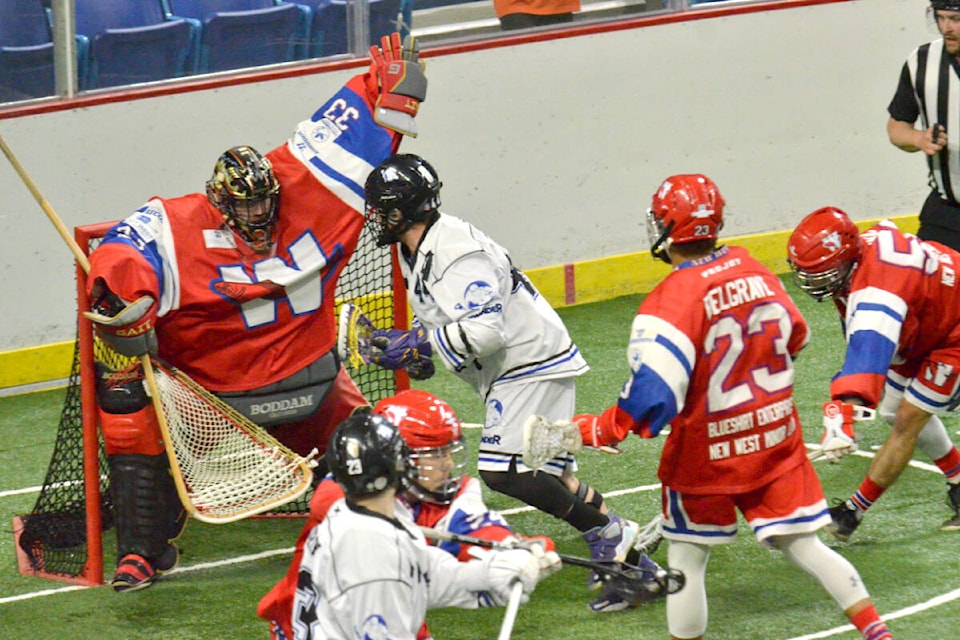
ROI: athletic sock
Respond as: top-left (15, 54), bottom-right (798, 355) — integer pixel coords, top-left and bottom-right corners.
top-left (933, 447), bottom-right (960, 482)
top-left (850, 605), bottom-right (893, 639)
top-left (849, 477), bottom-right (885, 513)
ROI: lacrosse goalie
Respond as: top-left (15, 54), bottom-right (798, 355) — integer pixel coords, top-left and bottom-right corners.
top-left (572, 175), bottom-right (893, 639)
top-left (84, 33), bottom-right (428, 592)
top-left (291, 411), bottom-right (560, 639)
top-left (349, 153), bottom-right (665, 612)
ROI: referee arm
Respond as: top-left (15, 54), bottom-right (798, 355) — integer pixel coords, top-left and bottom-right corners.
top-left (888, 117), bottom-right (947, 155)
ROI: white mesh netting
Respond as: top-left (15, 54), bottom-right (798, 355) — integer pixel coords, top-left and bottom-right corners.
top-left (151, 362), bottom-right (315, 524)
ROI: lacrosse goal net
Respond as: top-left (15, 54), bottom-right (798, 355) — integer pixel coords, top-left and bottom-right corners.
top-left (13, 220), bottom-right (407, 585)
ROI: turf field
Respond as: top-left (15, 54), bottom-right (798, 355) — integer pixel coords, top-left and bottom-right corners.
top-left (2, 279), bottom-right (958, 639)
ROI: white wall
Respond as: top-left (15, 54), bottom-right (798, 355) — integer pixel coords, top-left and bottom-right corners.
top-left (0, 0), bottom-right (930, 351)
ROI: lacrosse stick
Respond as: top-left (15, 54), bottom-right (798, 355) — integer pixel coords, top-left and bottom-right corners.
top-left (337, 302), bottom-right (377, 369)
top-left (807, 405), bottom-right (876, 462)
top-left (419, 526), bottom-right (685, 606)
top-left (497, 581), bottom-right (524, 640)
top-left (0, 133), bottom-right (316, 523)
top-left (522, 415), bottom-right (620, 470)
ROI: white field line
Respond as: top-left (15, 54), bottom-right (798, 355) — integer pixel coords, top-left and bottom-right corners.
top-left (2, 440), bottom-right (953, 636)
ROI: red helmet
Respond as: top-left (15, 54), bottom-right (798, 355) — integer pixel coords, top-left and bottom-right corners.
top-left (373, 390), bottom-right (466, 504)
top-left (787, 206), bottom-right (862, 301)
top-left (647, 174), bottom-right (725, 263)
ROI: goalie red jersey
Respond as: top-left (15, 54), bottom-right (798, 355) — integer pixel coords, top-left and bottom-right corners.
top-left (619, 245), bottom-right (809, 494)
top-left (829, 221), bottom-right (960, 411)
top-left (88, 72), bottom-right (400, 392)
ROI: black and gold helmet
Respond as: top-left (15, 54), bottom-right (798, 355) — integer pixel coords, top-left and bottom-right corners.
top-left (206, 146), bottom-right (280, 253)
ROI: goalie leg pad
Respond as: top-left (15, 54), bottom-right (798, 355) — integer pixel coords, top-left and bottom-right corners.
top-left (99, 407), bottom-right (165, 456)
top-left (109, 454), bottom-right (184, 567)
top-left (95, 361), bottom-right (149, 415)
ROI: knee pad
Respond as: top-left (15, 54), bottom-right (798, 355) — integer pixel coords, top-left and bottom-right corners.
top-left (100, 406), bottom-right (164, 456)
top-left (576, 482), bottom-right (604, 510)
top-left (480, 466), bottom-right (574, 519)
top-left (95, 362), bottom-right (149, 415)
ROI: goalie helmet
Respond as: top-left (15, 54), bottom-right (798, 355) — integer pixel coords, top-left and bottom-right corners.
top-left (373, 390), bottom-right (466, 505)
top-left (787, 206), bottom-right (862, 301)
top-left (206, 146), bottom-right (281, 254)
top-left (364, 153), bottom-right (442, 246)
top-left (647, 174), bottom-right (725, 264)
top-left (326, 413), bottom-right (413, 497)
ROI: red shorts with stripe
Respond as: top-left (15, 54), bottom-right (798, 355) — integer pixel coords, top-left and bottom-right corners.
top-left (660, 460), bottom-right (831, 546)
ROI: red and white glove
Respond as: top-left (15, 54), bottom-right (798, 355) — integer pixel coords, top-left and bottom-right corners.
top-left (84, 293), bottom-right (158, 358)
top-left (573, 407), bottom-right (626, 454)
top-left (820, 400), bottom-right (874, 462)
top-left (369, 32), bottom-right (427, 137)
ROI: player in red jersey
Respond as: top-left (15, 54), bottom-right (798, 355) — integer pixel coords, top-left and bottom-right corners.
top-left (574, 175), bottom-right (892, 640)
top-left (258, 389), bottom-right (555, 640)
top-left (83, 34), bottom-right (428, 592)
top-left (787, 207), bottom-right (960, 541)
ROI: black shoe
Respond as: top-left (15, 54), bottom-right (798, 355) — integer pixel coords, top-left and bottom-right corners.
top-left (942, 483), bottom-right (960, 531)
top-left (825, 500), bottom-right (862, 542)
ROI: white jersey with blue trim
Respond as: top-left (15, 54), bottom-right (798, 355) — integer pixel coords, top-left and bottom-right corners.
top-left (292, 498), bottom-right (492, 640)
top-left (401, 213), bottom-right (588, 398)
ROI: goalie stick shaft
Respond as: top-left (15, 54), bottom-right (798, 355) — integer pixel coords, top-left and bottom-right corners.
top-left (0, 133), bottom-right (197, 516)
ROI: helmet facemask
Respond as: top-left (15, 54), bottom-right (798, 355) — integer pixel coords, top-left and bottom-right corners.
top-left (364, 154), bottom-right (442, 246)
top-left (646, 207), bottom-right (674, 264)
top-left (206, 146), bottom-right (281, 254)
top-left (789, 259), bottom-right (858, 301)
top-left (406, 439), bottom-right (467, 505)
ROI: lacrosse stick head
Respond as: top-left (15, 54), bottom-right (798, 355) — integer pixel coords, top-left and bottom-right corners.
top-left (522, 416), bottom-right (582, 471)
top-left (374, 389), bottom-right (467, 505)
top-left (597, 556), bottom-right (686, 608)
top-left (337, 303), bottom-right (376, 369)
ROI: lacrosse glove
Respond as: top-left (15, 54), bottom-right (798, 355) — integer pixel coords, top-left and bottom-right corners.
top-left (820, 400), bottom-right (860, 462)
top-left (84, 291), bottom-right (158, 358)
top-left (574, 406), bottom-right (630, 453)
top-left (368, 323), bottom-right (432, 370)
top-left (369, 33), bottom-right (427, 137)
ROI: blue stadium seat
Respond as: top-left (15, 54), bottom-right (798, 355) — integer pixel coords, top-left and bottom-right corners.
top-left (0, 0), bottom-right (57, 101)
top-left (295, 0), bottom-right (401, 59)
top-left (75, 0), bottom-right (199, 90)
top-left (166, 0), bottom-right (308, 73)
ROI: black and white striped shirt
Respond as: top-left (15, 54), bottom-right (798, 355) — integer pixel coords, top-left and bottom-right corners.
top-left (889, 38), bottom-right (960, 203)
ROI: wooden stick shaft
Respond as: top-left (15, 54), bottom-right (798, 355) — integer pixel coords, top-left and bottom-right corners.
top-left (0, 134), bottom-right (91, 273)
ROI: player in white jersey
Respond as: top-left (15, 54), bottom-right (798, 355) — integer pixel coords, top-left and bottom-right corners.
top-left (292, 411), bottom-right (559, 639)
top-left (358, 154), bottom-right (663, 612)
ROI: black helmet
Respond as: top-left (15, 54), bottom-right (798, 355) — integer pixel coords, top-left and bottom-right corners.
top-left (364, 153), bottom-right (441, 246)
top-left (326, 413), bottom-right (413, 497)
top-left (932, 1), bottom-right (960, 9)
top-left (206, 145), bottom-right (280, 253)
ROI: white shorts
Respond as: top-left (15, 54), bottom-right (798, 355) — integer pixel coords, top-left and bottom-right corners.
top-left (476, 376), bottom-right (578, 476)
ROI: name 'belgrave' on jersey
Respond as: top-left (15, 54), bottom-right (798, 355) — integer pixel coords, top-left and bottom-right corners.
top-left (702, 274), bottom-right (776, 319)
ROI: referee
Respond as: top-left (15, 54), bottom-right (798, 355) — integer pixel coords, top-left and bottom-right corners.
top-left (888, 1), bottom-right (960, 251)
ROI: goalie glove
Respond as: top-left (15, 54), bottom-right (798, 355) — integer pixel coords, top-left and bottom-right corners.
top-left (84, 293), bottom-right (158, 358)
top-left (819, 400), bottom-right (874, 462)
top-left (574, 406), bottom-right (629, 453)
top-left (368, 323), bottom-right (432, 370)
top-left (369, 32), bottom-right (427, 137)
